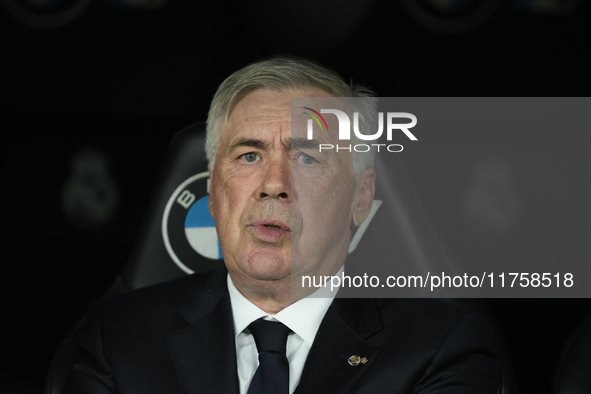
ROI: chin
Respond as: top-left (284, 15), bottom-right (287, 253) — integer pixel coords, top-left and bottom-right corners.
top-left (240, 249), bottom-right (291, 281)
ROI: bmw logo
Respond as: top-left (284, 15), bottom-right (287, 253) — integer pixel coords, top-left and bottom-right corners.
top-left (162, 172), bottom-right (222, 274)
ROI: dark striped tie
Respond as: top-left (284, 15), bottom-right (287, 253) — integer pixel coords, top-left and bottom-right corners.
top-left (247, 318), bottom-right (292, 394)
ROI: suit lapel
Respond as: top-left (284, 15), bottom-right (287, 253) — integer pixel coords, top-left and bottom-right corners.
top-left (297, 297), bottom-right (382, 394)
top-left (167, 268), bottom-right (239, 394)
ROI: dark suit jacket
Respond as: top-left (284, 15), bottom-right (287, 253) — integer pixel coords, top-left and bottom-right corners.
top-left (64, 267), bottom-right (500, 393)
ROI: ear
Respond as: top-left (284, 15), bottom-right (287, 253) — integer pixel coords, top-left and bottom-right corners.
top-left (208, 165), bottom-right (215, 219)
top-left (351, 168), bottom-right (376, 227)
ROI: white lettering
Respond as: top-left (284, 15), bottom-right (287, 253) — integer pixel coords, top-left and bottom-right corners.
top-left (387, 112), bottom-right (418, 141)
top-left (387, 144), bottom-right (404, 152)
top-left (321, 109), bottom-right (351, 140)
top-left (353, 112), bottom-right (383, 140)
top-left (176, 190), bottom-right (195, 209)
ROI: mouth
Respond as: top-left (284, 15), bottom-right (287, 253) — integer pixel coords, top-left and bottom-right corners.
top-left (249, 219), bottom-right (291, 242)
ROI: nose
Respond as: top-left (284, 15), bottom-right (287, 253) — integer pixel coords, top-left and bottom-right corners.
top-left (257, 156), bottom-right (291, 202)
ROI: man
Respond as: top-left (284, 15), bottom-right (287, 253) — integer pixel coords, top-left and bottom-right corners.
top-left (64, 57), bottom-right (500, 393)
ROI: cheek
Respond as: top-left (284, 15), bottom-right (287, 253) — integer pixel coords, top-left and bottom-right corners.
top-left (222, 177), bottom-right (244, 206)
top-left (214, 175), bottom-right (253, 225)
top-left (210, 178), bottom-right (232, 225)
top-left (300, 183), bottom-right (355, 234)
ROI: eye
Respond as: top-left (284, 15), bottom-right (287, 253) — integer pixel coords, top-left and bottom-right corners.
top-left (240, 152), bottom-right (260, 163)
top-left (298, 154), bottom-right (317, 165)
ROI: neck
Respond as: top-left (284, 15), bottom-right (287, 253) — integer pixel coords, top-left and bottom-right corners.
top-left (232, 276), bottom-right (298, 314)
top-left (229, 263), bottom-right (345, 314)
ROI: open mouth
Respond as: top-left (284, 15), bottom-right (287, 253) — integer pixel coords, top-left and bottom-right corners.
top-left (249, 219), bottom-right (291, 242)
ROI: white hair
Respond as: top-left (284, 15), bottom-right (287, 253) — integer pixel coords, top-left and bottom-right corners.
top-left (205, 56), bottom-right (378, 178)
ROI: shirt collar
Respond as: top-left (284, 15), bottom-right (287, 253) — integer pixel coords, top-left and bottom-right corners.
top-left (227, 267), bottom-right (342, 346)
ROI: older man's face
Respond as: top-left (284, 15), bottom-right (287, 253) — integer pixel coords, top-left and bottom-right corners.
top-left (209, 88), bottom-right (368, 294)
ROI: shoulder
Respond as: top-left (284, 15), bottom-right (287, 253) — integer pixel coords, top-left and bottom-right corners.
top-left (370, 299), bottom-right (500, 390)
top-left (325, 297), bottom-right (499, 391)
top-left (332, 297), bottom-right (491, 345)
top-left (64, 268), bottom-right (230, 392)
top-left (95, 267), bottom-right (227, 329)
top-left (372, 298), bottom-right (495, 347)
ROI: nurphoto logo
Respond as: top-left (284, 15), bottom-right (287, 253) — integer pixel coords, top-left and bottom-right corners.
top-left (303, 107), bottom-right (418, 153)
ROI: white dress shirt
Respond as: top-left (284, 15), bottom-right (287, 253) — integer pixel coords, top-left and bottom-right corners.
top-left (227, 270), bottom-right (341, 394)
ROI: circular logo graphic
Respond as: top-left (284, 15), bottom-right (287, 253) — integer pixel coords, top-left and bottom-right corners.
top-left (402, 0), bottom-right (500, 33)
top-left (162, 172), bottom-right (223, 274)
top-left (62, 147), bottom-right (119, 230)
top-left (184, 196), bottom-right (223, 260)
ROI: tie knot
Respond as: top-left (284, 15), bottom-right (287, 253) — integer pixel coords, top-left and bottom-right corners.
top-left (248, 318), bottom-right (292, 354)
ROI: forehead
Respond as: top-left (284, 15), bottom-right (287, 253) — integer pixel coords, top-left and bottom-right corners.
top-left (220, 88), bottom-right (334, 142)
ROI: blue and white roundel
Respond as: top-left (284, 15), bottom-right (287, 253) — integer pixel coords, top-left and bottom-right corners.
top-left (184, 196), bottom-right (222, 260)
top-left (163, 172), bottom-right (223, 275)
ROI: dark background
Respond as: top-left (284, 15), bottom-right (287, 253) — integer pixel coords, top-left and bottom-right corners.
top-left (1, 0), bottom-right (590, 393)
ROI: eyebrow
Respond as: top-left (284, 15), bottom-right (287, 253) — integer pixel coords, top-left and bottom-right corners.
top-left (229, 137), bottom-right (321, 151)
top-left (229, 138), bottom-right (270, 152)
top-left (288, 137), bottom-right (321, 150)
